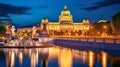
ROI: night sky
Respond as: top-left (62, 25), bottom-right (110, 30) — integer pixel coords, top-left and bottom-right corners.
top-left (0, 0), bottom-right (120, 27)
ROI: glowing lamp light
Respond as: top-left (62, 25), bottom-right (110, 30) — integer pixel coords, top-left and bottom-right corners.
top-left (20, 37), bottom-right (23, 40)
top-left (103, 25), bottom-right (107, 29)
top-left (90, 26), bottom-right (93, 29)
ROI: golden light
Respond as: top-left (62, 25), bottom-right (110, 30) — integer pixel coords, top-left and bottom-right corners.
top-left (103, 25), bottom-right (107, 29)
top-left (20, 37), bottom-right (23, 40)
top-left (58, 49), bottom-right (72, 67)
top-left (97, 31), bottom-right (100, 34)
top-left (102, 52), bottom-right (107, 67)
top-left (82, 51), bottom-right (87, 63)
top-left (90, 26), bottom-right (93, 29)
top-left (24, 33), bottom-right (27, 37)
top-left (11, 51), bottom-right (15, 67)
top-left (0, 36), bottom-right (5, 39)
top-left (18, 52), bottom-right (23, 65)
top-left (88, 51), bottom-right (94, 67)
top-left (31, 51), bottom-right (38, 67)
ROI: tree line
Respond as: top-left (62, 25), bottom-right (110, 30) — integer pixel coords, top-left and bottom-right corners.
top-left (88, 11), bottom-right (120, 36)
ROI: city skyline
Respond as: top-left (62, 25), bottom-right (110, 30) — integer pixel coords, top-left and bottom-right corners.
top-left (0, 0), bottom-right (120, 27)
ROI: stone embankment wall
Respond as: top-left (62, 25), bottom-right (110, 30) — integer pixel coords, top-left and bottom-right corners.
top-left (54, 39), bottom-right (120, 51)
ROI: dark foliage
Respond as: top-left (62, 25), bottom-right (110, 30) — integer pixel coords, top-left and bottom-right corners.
top-left (112, 11), bottom-right (120, 35)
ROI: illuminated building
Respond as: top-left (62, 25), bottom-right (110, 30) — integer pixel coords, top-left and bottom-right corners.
top-left (17, 5), bottom-right (90, 36)
top-left (98, 19), bottom-right (108, 23)
top-left (41, 5), bottom-right (90, 36)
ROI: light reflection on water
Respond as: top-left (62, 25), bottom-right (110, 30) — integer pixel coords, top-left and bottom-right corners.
top-left (0, 46), bottom-right (120, 67)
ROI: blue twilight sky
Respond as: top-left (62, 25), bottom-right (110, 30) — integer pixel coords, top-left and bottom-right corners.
top-left (0, 0), bottom-right (120, 27)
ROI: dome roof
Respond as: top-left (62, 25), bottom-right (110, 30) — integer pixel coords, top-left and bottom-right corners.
top-left (98, 19), bottom-right (108, 23)
top-left (41, 17), bottom-right (48, 23)
top-left (61, 5), bottom-right (71, 16)
top-left (82, 18), bottom-right (89, 24)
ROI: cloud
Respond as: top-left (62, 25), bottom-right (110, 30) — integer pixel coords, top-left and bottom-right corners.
top-left (82, 0), bottom-right (120, 11)
top-left (37, 6), bottom-right (48, 8)
top-left (0, 3), bottom-right (31, 17)
top-left (76, 4), bottom-right (85, 6)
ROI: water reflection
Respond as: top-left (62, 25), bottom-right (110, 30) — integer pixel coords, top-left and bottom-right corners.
top-left (88, 51), bottom-right (94, 67)
top-left (102, 52), bottom-right (107, 67)
top-left (4, 48), bottom-right (49, 67)
top-left (1, 46), bottom-right (120, 67)
top-left (18, 52), bottom-right (23, 65)
top-left (30, 49), bottom-right (38, 67)
top-left (40, 48), bottom-right (49, 67)
top-left (58, 48), bottom-right (72, 67)
top-left (5, 49), bottom-right (15, 67)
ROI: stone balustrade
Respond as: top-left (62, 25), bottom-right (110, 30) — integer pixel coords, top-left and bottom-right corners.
top-left (54, 37), bottom-right (120, 44)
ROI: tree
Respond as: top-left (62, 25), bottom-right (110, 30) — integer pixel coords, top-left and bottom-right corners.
top-left (112, 11), bottom-right (120, 35)
top-left (0, 26), bottom-right (6, 36)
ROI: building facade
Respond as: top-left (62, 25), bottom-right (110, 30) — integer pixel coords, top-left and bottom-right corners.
top-left (17, 5), bottom-right (90, 37)
top-left (41, 5), bottom-right (90, 36)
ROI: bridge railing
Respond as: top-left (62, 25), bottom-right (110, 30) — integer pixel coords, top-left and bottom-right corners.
top-left (55, 37), bottom-right (120, 44)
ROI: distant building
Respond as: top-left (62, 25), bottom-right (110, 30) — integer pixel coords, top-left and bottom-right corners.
top-left (98, 19), bottom-right (108, 23)
top-left (0, 19), bottom-right (12, 26)
top-left (17, 5), bottom-right (90, 36)
top-left (0, 19), bottom-right (12, 39)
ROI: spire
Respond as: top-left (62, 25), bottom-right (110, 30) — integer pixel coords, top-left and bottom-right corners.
top-left (64, 5), bottom-right (67, 9)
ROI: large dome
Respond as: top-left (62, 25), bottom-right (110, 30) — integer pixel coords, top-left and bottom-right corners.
top-left (41, 17), bottom-right (48, 23)
top-left (61, 5), bottom-right (71, 16)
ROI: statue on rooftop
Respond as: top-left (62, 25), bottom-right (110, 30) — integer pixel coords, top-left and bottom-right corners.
top-left (32, 26), bottom-right (37, 38)
top-left (11, 26), bottom-right (16, 37)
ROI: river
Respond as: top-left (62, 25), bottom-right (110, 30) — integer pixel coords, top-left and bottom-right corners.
top-left (0, 45), bottom-right (120, 67)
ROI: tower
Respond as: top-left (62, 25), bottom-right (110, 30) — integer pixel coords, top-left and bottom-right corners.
top-left (59, 5), bottom-right (73, 24)
top-left (39, 17), bottom-right (49, 37)
top-left (41, 17), bottom-right (48, 31)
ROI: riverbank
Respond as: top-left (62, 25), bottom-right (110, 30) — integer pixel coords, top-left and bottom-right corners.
top-left (0, 45), bottom-right (53, 48)
top-left (53, 39), bottom-right (120, 51)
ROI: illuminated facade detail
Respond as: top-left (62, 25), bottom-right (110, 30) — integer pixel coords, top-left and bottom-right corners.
top-left (59, 5), bottom-right (73, 24)
top-left (32, 26), bottom-right (37, 38)
top-left (5, 23), bottom-right (11, 35)
top-left (11, 26), bottom-right (16, 37)
top-left (41, 5), bottom-right (90, 36)
top-left (40, 17), bottom-right (49, 34)
top-left (17, 27), bottom-right (39, 37)
top-left (17, 5), bottom-right (90, 36)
